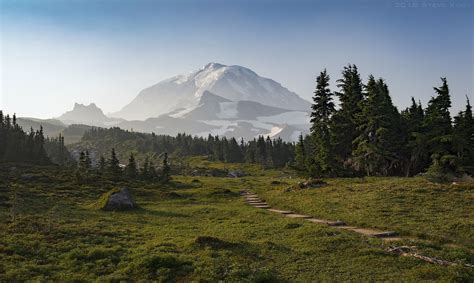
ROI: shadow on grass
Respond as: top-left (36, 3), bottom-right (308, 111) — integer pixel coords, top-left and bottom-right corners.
top-left (135, 207), bottom-right (190, 218)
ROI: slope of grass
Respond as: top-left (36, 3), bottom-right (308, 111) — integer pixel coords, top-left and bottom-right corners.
top-left (0, 165), bottom-right (473, 281)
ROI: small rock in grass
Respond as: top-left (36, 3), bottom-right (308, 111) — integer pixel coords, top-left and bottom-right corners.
top-left (285, 223), bottom-right (302, 229)
top-left (96, 188), bottom-right (137, 211)
top-left (228, 170), bottom-right (246, 178)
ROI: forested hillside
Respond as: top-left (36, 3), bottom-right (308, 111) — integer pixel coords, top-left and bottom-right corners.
top-left (73, 127), bottom-right (295, 168)
top-left (0, 111), bottom-right (73, 165)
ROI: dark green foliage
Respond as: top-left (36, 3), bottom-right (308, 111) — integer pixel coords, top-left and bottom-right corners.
top-left (352, 76), bottom-right (404, 176)
top-left (141, 156), bottom-right (150, 179)
top-left (424, 78), bottom-right (453, 156)
top-left (98, 155), bottom-right (106, 174)
top-left (298, 67), bottom-right (468, 180)
top-left (79, 127), bottom-right (294, 169)
top-left (224, 137), bottom-right (244, 163)
top-left (401, 98), bottom-right (430, 176)
top-left (294, 133), bottom-right (306, 172)
top-left (453, 97), bottom-right (474, 174)
top-left (78, 151), bottom-right (87, 171)
top-left (107, 148), bottom-right (121, 177)
top-left (309, 69), bottom-right (335, 177)
top-left (148, 160), bottom-right (157, 180)
top-left (43, 134), bottom-right (75, 166)
top-left (330, 64), bottom-right (364, 165)
top-left (76, 150), bottom-right (92, 182)
top-left (161, 152), bottom-right (171, 183)
top-left (125, 153), bottom-right (138, 178)
top-left (0, 112), bottom-right (51, 165)
top-left (425, 153), bottom-right (461, 183)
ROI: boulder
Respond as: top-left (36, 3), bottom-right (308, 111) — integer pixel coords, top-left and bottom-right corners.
top-left (299, 179), bottom-right (327, 189)
top-left (227, 170), bottom-right (246, 178)
top-left (284, 179), bottom-right (327, 192)
top-left (98, 188), bottom-right (137, 211)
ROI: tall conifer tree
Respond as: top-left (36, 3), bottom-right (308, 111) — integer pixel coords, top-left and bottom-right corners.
top-left (309, 69), bottom-right (335, 176)
top-left (330, 64), bottom-right (364, 170)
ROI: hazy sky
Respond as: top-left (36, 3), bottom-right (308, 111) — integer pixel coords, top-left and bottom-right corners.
top-left (1, 0), bottom-right (472, 119)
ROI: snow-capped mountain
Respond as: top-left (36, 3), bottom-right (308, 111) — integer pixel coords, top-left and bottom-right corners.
top-left (115, 91), bottom-right (310, 141)
top-left (112, 63), bottom-right (311, 120)
top-left (56, 63), bottom-right (312, 141)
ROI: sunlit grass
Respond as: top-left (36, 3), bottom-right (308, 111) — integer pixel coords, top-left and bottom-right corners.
top-left (0, 164), bottom-right (472, 281)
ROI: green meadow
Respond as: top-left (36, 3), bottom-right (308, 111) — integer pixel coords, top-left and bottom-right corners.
top-left (0, 161), bottom-right (473, 281)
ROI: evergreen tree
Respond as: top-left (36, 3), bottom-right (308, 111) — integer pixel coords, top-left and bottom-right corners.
top-left (161, 152), bottom-right (171, 183)
top-left (245, 139), bottom-right (257, 163)
top-left (85, 150), bottom-right (92, 170)
top-left (401, 98), bottom-right (430, 176)
top-left (352, 76), bottom-right (404, 176)
top-left (125, 153), bottom-right (138, 178)
top-left (98, 155), bottom-right (107, 174)
top-left (453, 96), bottom-right (474, 174)
top-left (255, 136), bottom-right (266, 165)
top-left (331, 64), bottom-right (364, 168)
top-left (44, 134), bottom-right (74, 166)
top-left (309, 69), bottom-right (335, 176)
top-left (148, 160), bottom-right (157, 180)
top-left (224, 137), bottom-right (244, 163)
top-left (294, 133), bottom-right (306, 172)
top-left (78, 151), bottom-right (87, 171)
top-left (271, 137), bottom-right (292, 168)
top-left (265, 136), bottom-right (274, 167)
top-left (424, 77), bottom-right (453, 156)
top-left (141, 156), bottom-right (150, 179)
top-left (212, 136), bottom-right (224, 161)
top-left (0, 111), bottom-right (50, 165)
top-left (107, 148), bottom-right (121, 176)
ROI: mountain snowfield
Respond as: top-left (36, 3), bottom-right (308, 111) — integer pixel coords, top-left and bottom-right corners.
top-left (112, 63), bottom-right (310, 120)
top-left (55, 63), bottom-right (311, 141)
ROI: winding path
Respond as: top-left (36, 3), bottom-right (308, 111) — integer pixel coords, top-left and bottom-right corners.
top-left (241, 190), bottom-right (474, 268)
top-left (241, 191), bottom-right (400, 240)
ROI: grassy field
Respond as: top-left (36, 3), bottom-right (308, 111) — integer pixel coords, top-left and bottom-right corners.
top-left (254, 177), bottom-right (474, 248)
top-left (0, 162), bottom-right (473, 281)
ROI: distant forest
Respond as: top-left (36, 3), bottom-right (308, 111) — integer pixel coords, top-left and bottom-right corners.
top-left (80, 128), bottom-right (295, 168)
top-left (299, 65), bottom-right (473, 178)
top-left (0, 112), bottom-right (72, 166)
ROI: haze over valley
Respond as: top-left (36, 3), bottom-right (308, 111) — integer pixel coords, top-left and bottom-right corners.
top-left (18, 63), bottom-right (313, 142)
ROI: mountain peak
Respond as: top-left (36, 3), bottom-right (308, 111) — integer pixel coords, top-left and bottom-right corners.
top-left (58, 103), bottom-right (108, 125)
top-left (202, 62), bottom-right (225, 70)
top-left (73, 102), bottom-right (100, 110)
top-left (113, 63), bottom-right (311, 120)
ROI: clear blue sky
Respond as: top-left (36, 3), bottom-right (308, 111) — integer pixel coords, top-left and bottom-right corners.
top-left (1, 0), bottom-right (472, 118)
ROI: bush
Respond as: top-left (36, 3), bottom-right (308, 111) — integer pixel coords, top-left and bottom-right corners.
top-left (424, 154), bottom-right (460, 183)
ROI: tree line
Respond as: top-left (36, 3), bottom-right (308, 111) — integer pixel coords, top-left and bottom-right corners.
top-left (44, 134), bottom-right (76, 166)
top-left (76, 148), bottom-right (171, 183)
top-left (0, 111), bottom-right (74, 166)
top-left (298, 65), bottom-right (473, 178)
top-left (82, 128), bottom-right (295, 168)
top-left (0, 111), bottom-right (50, 164)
